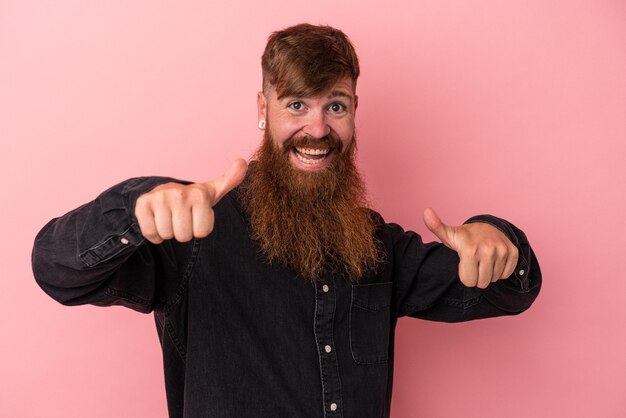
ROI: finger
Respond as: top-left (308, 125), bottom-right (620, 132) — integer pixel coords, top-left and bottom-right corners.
top-left (423, 207), bottom-right (455, 250)
top-left (458, 255), bottom-right (479, 287)
top-left (153, 206), bottom-right (174, 241)
top-left (135, 202), bottom-right (163, 244)
top-left (477, 258), bottom-right (494, 289)
top-left (492, 255), bottom-right (506, 282)
top-left (502, 246), bottom-right (519, 279)
top-left (208, 159), bottom-right (248, 205)
top-left (492, 246), bottom-right (508, 281)
top-left (171, 204), bottom-right (193, 242)
top-left (192, 200), bottom-right (214, 238)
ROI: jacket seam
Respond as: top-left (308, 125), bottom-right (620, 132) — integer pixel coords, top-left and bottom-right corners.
top-left (162, 238), bottom-right (201, 315)
top-left (158, 238), bottom-right (202, 362)
top-left (105, 287), bottom-right (153, 308)
top-left (402, 294), bottom-right (484, 312)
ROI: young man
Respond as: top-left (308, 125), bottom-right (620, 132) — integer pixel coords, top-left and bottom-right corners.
top-left (32, 24), bottom-right (541, 418)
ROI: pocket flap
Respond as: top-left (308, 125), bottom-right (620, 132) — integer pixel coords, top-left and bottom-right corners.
top-left (352, 282), bottom-right (392, 311)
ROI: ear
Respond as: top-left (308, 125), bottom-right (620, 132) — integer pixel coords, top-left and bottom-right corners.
top-left (257, 91), bottom-right (267, 121)
top-left (354, 94), bottom-right (358, 113)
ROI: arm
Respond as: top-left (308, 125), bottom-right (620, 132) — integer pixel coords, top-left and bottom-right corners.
top-left (32, 176), bottom-right (192, 312)
top-left (389, 214), bottom-right (541, 322)
top-left (32, 159), bottom-right (247, 312)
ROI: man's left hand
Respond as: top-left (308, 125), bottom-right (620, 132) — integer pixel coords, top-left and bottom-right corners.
top-left (423, 208), bottom-right (519, 289)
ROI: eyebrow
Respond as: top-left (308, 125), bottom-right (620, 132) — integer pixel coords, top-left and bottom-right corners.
top-left (279, 90), bottom-right (354, 103)
top-left (327, 90), bottom-right (353, 101)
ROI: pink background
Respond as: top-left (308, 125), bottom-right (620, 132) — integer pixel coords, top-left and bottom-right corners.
top-left (2, 1), bottom-right (625, 417)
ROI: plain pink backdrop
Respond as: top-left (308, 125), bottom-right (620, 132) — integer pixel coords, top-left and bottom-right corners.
top-left (2, 1), bottom-right (625, 417)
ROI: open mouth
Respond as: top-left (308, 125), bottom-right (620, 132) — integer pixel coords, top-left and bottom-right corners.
top-left (294, 147), bottom-right (332, 165)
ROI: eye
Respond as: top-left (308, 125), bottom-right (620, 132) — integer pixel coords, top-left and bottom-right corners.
top-left (289, 101), bottom-right (303, 111)
top-left (329, 103), bottom-right (345, 113)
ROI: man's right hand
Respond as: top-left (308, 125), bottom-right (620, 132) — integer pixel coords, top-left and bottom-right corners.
top-left (135, 159), bottom-right (248, 244)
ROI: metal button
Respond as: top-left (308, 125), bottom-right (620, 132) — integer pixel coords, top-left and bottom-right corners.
top-left (322, 285), bottom-right (329, 293)
top-left (330, 403), bottom-right (337, 411)
top-left (519, 269), bottom-right (525, 276)
top-left (120, 238), bottom-right (129, 245)
top-left (324, 345), bottom-right (332, 353)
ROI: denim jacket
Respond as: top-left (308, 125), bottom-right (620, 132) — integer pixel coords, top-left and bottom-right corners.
top-left (32, 176), bottom-right (541, 418)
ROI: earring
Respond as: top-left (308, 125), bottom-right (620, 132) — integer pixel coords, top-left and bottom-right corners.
top-left (258, 119), bottom-right (266, 130)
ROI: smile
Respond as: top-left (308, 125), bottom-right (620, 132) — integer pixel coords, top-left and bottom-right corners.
top-left (294, 147), bottom-right (331, 165)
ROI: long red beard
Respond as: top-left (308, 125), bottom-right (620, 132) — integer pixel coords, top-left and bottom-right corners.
top-left (241, 128), bottom-right (383, 281)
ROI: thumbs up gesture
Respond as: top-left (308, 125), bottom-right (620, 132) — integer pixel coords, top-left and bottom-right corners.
top-left (135, 159), bottom-right (248, 244)
top-left (423, 207), bottom-right (519, 289)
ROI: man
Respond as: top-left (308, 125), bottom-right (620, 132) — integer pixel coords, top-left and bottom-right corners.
top-left (32, 24), bottom-right (541, 418)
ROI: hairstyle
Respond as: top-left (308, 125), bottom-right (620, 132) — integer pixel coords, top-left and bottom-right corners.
top-left (261, 23), bottom-right (360, 98)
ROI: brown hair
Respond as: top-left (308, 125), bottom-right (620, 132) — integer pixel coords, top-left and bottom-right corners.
top-left (261, 23), bottom-right (360, 98)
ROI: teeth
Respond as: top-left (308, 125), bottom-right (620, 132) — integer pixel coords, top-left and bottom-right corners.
top-left (295, 152), bottom-right (328, 165)
top-left (295, 147), bottom-right (330, 156)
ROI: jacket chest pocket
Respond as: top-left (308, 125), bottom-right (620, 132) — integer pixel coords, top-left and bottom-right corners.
top-left (349, 282), bottom-right (393, 364)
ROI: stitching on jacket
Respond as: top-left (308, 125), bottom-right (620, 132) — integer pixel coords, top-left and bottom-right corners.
top-left (440, 295), bottom-right (483, 309)
top-left (158, 238), bottom-right (202, 361)
top-left (349, 285), bottom-right (390, 365)
top-left (105, 287), bottom-right (152, 308)
top-left (402, 294), bottom-right (484, 312)
top-left (79, 224), bottom-right (138, 268)
top-left (165, 320), bottom-right (187, 361)
top-left (312, 283), bottom-right (328, 418)
top-left (163, 238), bottom-right (201, 315)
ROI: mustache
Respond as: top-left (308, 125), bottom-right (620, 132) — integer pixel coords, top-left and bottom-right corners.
top-left (282, 134), bottom-right (344, 153)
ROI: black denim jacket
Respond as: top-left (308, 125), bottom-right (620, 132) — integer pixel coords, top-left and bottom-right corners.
top-left (32, 176), bottom-right (541, 418)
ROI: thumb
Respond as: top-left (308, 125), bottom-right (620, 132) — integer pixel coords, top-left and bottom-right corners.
top-left (207, 158), bottom-right (248, 205)
top-left (423, 207), bottom-right (457, 250)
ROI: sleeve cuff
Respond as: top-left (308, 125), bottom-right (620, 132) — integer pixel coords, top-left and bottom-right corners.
top-left (78, 176), bottom-right (190, 267)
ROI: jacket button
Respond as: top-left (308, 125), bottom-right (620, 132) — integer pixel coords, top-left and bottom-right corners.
top-left (322, 285), bottom-right (329, 293)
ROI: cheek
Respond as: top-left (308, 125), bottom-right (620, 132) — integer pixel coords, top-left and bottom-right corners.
top-left (334, 122), bottom-right (355, 146)
top-left (267, 126), bottom-right (293, 152)
top-left (269, 117), bottom-right (301, 145)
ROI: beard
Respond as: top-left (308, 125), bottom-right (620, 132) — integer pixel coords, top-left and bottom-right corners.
top-left (240, 126), bottom-right (383, 281)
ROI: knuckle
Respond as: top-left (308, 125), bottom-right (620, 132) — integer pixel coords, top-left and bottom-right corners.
top-left (194, 225), bottom-right (212, 238)
top-left (175, 233), bottom-right (193, 243)
top-left (153, 183), bottom-right (187, 205)
top-left (158, 227), bottom-right (174, 239)
top-left (142, 230), bottom-right (158, 241)
top-left (459, 274), bottom-right (474, 287)
top-left (142, 230), bottom-right (162, 243)
top-left (477, 281), bottom-right (490, 289)
top-left (188, 184), bottom-right (210, 202)
top-left (462, 246), bottom-right (479, 260)
top-left (481, 245), bottom-right (496, 258)
top-left (468, 244), bottom-right (479, 256)
top-left (169, 188), bottom-right (186, 204)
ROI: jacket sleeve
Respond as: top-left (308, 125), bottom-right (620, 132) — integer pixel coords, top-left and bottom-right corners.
top-left (387, 215), bottom-right (541, 322)
top-left (31, 177), bottom-right (195, 313)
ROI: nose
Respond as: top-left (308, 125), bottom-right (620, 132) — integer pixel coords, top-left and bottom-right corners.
top-left (302, 110), bottom-right (330, 139)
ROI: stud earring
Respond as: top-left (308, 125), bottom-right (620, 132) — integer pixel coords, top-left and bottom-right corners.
top-left (258, 119), bottom-right (266, 130)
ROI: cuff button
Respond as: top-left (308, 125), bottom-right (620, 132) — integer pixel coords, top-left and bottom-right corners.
top-left (120, 237), bottom-right (129, 245)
